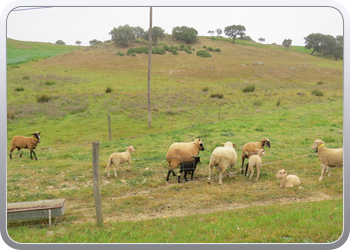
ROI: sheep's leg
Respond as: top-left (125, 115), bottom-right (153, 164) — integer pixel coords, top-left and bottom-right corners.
top-left (245, 163), bottom-right (249, 176)
top-left (327, 167), bottom-right (332, 177)
top-left (219, 169), bottom-right (225, 185)
top-left (241, 157), bottom-right (245, 174)
top-left (319, 164), bottom-right (326, 181)
top-left (207, 164), bottom-right (213, 184)
top-left (255, 165), bottom-right (260, 182)
top-left (113, 163), bottom-right (119, 178)
top-left (178, 170), bottom-right (183, 183)
top-left (31, 150), bottom-right (38, 160)
top-left (184, 171), bottom-right (189, 182)
top-left (190, 170), bottom-right (194, 181)
top-left (18, 148), bottom-right (22, 158)
top-left (10, 149), bottom-right (14, 159)
top-left (249, 168), bottom-right (254, 181)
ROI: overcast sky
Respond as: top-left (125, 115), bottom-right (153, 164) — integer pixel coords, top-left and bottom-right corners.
top-left (6, 6), bottom-right (344, 46)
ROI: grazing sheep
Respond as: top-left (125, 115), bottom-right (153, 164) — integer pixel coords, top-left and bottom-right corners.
top-left (246, 149), bottom-right (265, 182)
top-left (105, 146), bottom-right (135, 178)
top-left (241, 137), bottom-right (270, 176)
top-left (166, 138), bottom-right (204, 182)
top-left (178, 156), bottom-right (200, 183)
top-left (276, 169), bottom-right (301, 188)
top-left (207, 142), bottom-right (237, 185)
top-left (311, 139), bottom-right (343, 181)
top-left (10, 132), bottom-right (41, 160)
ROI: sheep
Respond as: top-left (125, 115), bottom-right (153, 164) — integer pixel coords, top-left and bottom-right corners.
top-left (276, 169), bottom-right (301, 188)
top-left (241, 137), bottom-right (270, 176)
top-left (207, 142), bottom-right (237, 185)
top-left (246, 149), bottom-right (265, 182)
top-left (10, 132), bottom-right (41, 160)
top-left (178, 156), bottom-right (200, 183)
top-left (166, 138), bottom-right (204, 182)
top-left (311, 139), bottom-right (343, 181)
top-left (105, 146), bottom-right (135, 178)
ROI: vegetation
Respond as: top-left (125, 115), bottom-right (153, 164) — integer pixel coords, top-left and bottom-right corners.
top-left (172, 26), bottom-right (198, 43)
top-left (224, 25), bottom-right (246, 44)
top-left (242, 85), bottom-right (255, 93)
top-left (6, 36), bottom-right (343, 243)
top-left (143, 26), bottom-right (166, 45)
top-left (282, 39), bottom-right (292, 50)
top-left (196, 50), bottom-right (211, 58)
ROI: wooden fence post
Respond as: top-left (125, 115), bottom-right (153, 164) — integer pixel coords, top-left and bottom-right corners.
top-left (108, 115), bottom-right (112, 141)
top-left (92, 141), bottom-right (103, 226)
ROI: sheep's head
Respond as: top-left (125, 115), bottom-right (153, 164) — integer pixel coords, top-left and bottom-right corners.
top-left (312, 139), bottom-right (324, 153)
top-left (276, 169), bottom-right (286, 178)
top-left (222, 142), bottom-right (236, 148)
top-left (32, 132), bottom-right (41, 143)
top-left (192, 156), bottom-right (201, 164)
top-left (126, 146), bottom-right (135, 153)
top-left (261, 138), bottom-right (270, 148)
top-left (194, 138), bottom-right (204, 151)
top-left (257, 149), bottom-right (265, 157)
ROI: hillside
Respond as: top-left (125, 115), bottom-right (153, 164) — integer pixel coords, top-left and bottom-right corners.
top-left (6, 37), bottom-right (343, 243)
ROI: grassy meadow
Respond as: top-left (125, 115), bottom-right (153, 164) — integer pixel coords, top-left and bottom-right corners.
top-left (6, 37), bottom-right (343, 243)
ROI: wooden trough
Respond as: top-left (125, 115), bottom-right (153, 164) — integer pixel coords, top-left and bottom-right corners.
top-left (7, 198), bottom-right (66, 227)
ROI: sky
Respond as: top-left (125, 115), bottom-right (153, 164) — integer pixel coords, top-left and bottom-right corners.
top-left (5, 5), bottom-right (344, 46)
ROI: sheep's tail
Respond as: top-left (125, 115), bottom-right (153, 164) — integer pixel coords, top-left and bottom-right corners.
top-left (105, 157), bottom-right (113, 172)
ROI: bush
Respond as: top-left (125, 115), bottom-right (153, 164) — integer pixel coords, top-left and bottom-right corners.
top-left (242, 85), bottom-right (255, 93)
top-left (202, 87), bottom-right (209, 92)
top-left (317, 81), bottom-right (323, 85)
top-left (131, 53), bottom-right (136, 57)
top-left (7, 111), bottom-right (15, 120)
top-left (206, 46), bottom-right (214, 51)
top-left (37, 94), bottom-right (51, 103)
top-left (105, 87), bottom-right (112, 93)
top-left (116, 52), bottom-right (125, 56)
top-left (152, 47), bottom-right (166, 54)
top-left (210, 93), bottom-right (224, 99)
top-left (196, 50), bottom-right (211, 58)
top-left (311, 89), bottom-right (324, 96)
top-left (44, 81), bottom-right (56, 86)
top-left (14, 87), bottom-right (24, 92)
top-left (203, 45), bottom-right (207, 49)
top-left (214, 48), bottom-right (221, 52)
top-left (22, 76), bottom-right (30, 80)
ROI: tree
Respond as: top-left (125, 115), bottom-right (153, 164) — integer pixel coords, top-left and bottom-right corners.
top-left (282, 39), bottom-right (292, 49)
top-left (89, 39), bottom-right (102, 46)
top-left (215, 28), bottom-right (223, 37)
top-left (304, 33), bottom-right (325, 55)
top-left (143, 26), bottom-right (165, 45)
top-left (172, 26), bottom-right (198, 44)
top-left (258, 38), bottom-right (265, 43)
top-left (75, 41), bottom-right (82, 46)
top-left (133, 26), bottom-right (145, 42)
top-left (207, 30), bottom-right (214, 36)
top-left (109, 24), bottom-right (135, 47)
top-left (55, 40), bottom-right (65, 45)
top-left (224, 25), bottom-right (246, 44)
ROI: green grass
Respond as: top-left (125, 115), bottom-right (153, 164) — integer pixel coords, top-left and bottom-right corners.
top-left (7, 199), bottom-right (342, 243)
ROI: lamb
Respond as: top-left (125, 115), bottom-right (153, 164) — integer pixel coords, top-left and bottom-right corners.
top-left (311, 139), bottom-right (343, 181)
top-left (246, 149), bottom-right (265, 182)
top-left (276, 169), bottom-right (301, 188)
top-left (207, 142), bottom-right (237, 185)
top-left (105, 146), bottom-right (135, 178)
top-left (10, 132), bottom-right (41, 160)
top-left (178, 156), bottom-right (200, 183)
top-left (166, 138), bottom-right (204, 182)
top-left (241, 137), bottom-right (270, 176)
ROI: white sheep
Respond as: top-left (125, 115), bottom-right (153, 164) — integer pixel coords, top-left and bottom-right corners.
top-left (207, 142), bottom-right (237, 185)
top-left (276, 169), bottom-right (301, 188)
top-left (165, 138), bottom-right (204, 182)
top-left (105, 146), bottom-right (135, 178)
top-left (311, 139), bottom-right (343, 181)
top-left (10, 132), bottom-right (41, 160)
top-left (246, 149), bottom-right (265, 182)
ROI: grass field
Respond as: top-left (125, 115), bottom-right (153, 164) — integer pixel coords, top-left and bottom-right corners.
top-left (6, 37), bottom-right (343, 244)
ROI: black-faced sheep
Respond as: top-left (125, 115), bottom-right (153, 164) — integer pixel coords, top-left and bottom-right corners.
top-left (276, 169), bottom-right (301, 188)
top-left (10, 132), bottom-right (41, 160)
top-left (178, 156), bottom-right (200, 183)
top-left (105, 146), bottom-right (135, 178)
top-left (207, 142), bottom-right (237, 185)
top-left (241, 137), bottom-right (270, 176)
top-left (246, 149), bottom-right (265, 182)
top-left (166, 138), bottom-right (204, 182)
top-left (311, 139), bottom-right (343, 181)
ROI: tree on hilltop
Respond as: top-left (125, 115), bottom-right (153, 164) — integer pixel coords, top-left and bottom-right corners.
top-left (172, 26), bottom-right (198, 44)
top-left (282, 39), bottom-right (292, 49)
top-left (109, 24), bottom-right (135, 47)
top-left (89, 39), bottom-right (102, 46)
top-left (133, 26), bottom-right (145, 42)
top-left (55, 40), bottom-right (66, 45)
top-left (75, 41), bottom-right (82, 46)
top-left (258, 38), bottom-right (265, 43)
top-left (143, 26), bottom-right (165, 45)
top-left (207, 30), bottom-right (214, 36)
top-left (216, 28), bottom-right (223, 37)
top-left (224, 25), bottom-right (246, 44)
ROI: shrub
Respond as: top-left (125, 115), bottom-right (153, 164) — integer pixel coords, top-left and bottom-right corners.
top-left (131, 53), bottom-right (136, 57)
top-left (242, 85), bottom-right (255, 93)
top-left (163, 45), bottom-right (170, 51)
top-left (255, 127), bottom-right (264, 132)
top-left (311, 89), bottom-right (324, 96)
top-left (152, 47), bottom-right (166, 54)
top-left (44, 81), bottom-right (56, 86)
top-left (22, 76), bottom-right (30, 80)
top-left (37, 94), bottom-right (51, 103)
top-left (7, 111), bottom-right (15, 120)
top-left (214, 48), bottom-right (221, 52)
top-left (105, 87), bottom-right (112, 93)
top-left (202, 87), bottom-right (209, 92)
top-left (116, 52), bottom-right (125, 56)
top-left (317, 81), bottom-right (323, 85)
top-left (203, 45), bottom-right (207, 49)
top-left (196, 50), bottom-right (211, 58)
top-left (206, 46), bottom-right (214, 51)
top-left (210, 93), bottom-right (224, 99)
top-left (14, 87), bottom-right (24, 92)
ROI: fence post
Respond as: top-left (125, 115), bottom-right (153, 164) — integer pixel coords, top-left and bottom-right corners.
top-left (92, 141), bottom-right (103, 226)
top-left (108, 115), bottom-right (112, 141)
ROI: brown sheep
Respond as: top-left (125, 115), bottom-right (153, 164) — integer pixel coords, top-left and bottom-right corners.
top-left (10, 132), bottom-right (41, 160)
top-left (241, 137), bottom-right (270, 176)
top-left (166, 138), bottom-right (204, 182)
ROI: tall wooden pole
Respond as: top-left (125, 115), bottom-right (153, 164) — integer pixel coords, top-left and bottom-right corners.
top-left (92, 141), bottom-right (103, 226)
top-left (108, 115), bottom-right (111, 141)
top-left (147, 7), bottom-right (152, 127)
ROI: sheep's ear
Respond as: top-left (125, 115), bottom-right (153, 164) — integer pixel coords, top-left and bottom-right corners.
top-left (232, 144), bottom-right (236, 146)
top-left (222, 143), bottom-right (225, 146)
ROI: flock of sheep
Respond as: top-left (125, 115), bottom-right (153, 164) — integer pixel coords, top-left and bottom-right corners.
top-left (9, 133), bottom-right (343, 187)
